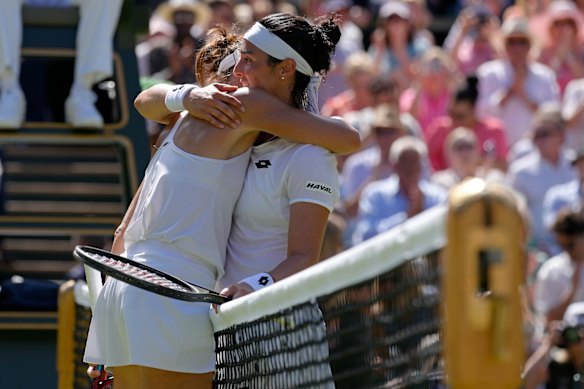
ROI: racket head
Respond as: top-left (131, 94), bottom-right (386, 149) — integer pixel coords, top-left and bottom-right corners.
top-left (73, 245), bottom-right (229, 304)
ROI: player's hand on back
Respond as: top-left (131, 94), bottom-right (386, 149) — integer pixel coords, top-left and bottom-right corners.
top-left (184, 84), bottom-right (245, 129)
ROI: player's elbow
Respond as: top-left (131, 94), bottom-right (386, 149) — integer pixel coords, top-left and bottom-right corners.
top-left (337, 126), bottom-right (362, 155)
top-left (329, 117), bottom-right (362, 154)
top-left (133, 92), bottom-right (148, 115)
top-left (347, 127), bottom-right (362, 153)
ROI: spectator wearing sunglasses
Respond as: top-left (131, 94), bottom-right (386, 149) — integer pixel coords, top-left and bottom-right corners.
top-left (507, 104), bottom-right (576, 254)
top-left (476, 17), bottom-right (560, 147)
top-left (534, 210), bottom-right (584, 325)
top-left (426, 75), bottom-right (508, 172)
top-left (340, 104), bottom-right (408, 223)
top-left (430, 127), bottom-right (504, 190)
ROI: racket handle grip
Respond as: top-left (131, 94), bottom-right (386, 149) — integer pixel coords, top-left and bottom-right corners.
top-left (91, 365), bottom-right (107, 389)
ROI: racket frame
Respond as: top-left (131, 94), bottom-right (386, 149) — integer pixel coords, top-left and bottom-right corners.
top-left (74, 245), bottom-right (229, 304)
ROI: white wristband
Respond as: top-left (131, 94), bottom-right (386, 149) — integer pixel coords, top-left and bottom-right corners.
top-left (239, 272), bottom-right (274, 291)
top-left (164, 84), bottom-right (197, 112)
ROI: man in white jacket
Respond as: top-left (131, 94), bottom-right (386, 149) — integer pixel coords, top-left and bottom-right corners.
top-left (0, 0), bottom-right (123, 128)
top-left (476, 17), bottom-right (559, 146)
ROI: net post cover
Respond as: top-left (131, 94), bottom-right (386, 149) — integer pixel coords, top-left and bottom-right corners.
top-left (443, 178), bottom-right (525, 389)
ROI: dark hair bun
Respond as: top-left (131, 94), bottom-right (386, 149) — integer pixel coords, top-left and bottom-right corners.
top-left (314, 13), bottom-right (342, 51)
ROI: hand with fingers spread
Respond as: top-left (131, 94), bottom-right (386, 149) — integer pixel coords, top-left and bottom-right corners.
top-left (183, 83), bottom-right (245, 129)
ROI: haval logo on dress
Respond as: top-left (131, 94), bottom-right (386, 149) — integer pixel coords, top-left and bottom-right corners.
top-left (305, 181), bottom-right (332, 194)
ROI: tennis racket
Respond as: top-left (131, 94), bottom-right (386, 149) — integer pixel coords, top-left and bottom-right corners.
top-left (83, 256), bottom-right (111, 389)
top-left (73, 245), bottom-right (230, 304)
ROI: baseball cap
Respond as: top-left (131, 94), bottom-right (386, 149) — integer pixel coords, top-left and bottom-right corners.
top-left (371, 104), bottom-right (404, 131)
top-left (501, 17), bottom-right (532, 39)
top-left (564, 302), bottom-right (584, 327)
top-left (379, 1), bottom-right (410, 20)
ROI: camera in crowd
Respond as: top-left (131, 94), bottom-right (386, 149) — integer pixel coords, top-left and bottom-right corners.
top-left (558, 324), bottom-right (584, 348)
top-left (471, 4), bottom-right (492, 27)
top-left (476, 12), bottom-right (490, 26)
top-left (558, 302), bottom-right (584, 348)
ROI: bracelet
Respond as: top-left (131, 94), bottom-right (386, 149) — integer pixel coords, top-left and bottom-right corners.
top-left (164, 84), bottom-right (197, 112)
top-left (239, 272), bottom-right (275, 291)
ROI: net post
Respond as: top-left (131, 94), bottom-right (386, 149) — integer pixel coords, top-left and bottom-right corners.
top-left (443, 178), bottom-right (525, 389)
top-left (57, 280), bottom-right (76, 389)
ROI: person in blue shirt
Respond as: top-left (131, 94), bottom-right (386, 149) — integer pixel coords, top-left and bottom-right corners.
top-left (542, 145), bottom-right (584, 256)
top-left (352, 135), bottom-right (448, 244)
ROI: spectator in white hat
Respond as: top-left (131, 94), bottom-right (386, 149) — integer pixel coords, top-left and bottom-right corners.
top-left (537, 0), bottom-right (584, 96)
top-left (368, 0), bottom-right (432, 82)
top-left (476, 17), bottom-right (560, 147)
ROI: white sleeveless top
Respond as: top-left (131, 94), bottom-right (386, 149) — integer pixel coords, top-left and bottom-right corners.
top-left (124, 113), bottom-right (252, 283)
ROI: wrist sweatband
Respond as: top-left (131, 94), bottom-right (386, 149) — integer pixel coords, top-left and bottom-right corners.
top-left (239, 272), bottom-right (275, 291)
top-left (164, 84), bottom-right (197, 112)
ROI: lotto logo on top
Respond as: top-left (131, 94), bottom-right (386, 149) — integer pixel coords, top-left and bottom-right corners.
top-left (255, 160), bottom-right (271, 169)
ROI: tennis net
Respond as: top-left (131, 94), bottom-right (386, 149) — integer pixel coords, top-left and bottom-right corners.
top-left (211, 179), bottom-right (526, 389)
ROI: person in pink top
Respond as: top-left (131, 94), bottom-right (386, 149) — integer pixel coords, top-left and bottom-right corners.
top-left (537, 0), bottom-right (584, 96)
top-left (445, 5), bottom-right (500, 77)
top-left (321, 52), bottom-right (375, 118)
top-left (426, 76), bottom-right (508, 172)
top-left (400, 46), bottom-right (458, 141)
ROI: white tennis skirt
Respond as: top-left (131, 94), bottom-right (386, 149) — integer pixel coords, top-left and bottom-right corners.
top-left (84, 276), bottom-right (216, 373)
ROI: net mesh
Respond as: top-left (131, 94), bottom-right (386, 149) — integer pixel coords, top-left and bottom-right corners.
top-left (215, 301), bottom-right (335, 388)
top-left (212, 207), bottom-right (446, 389)
top-left (322, 252), bottom-right (442, 389)
top-left (73, 301), bottom-right (93, 389)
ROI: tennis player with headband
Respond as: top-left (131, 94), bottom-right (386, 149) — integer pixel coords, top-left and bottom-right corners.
top-left (216, 14), bottom-right (346, 297)
top-left (84, 17), bottom-right (356, 389)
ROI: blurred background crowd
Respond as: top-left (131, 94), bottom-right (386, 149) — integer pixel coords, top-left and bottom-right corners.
top-left (132, 1), bottom-right (584, 380)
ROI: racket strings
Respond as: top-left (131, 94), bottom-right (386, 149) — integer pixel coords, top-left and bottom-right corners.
top-left (88, 252), bottom-right (192, 293)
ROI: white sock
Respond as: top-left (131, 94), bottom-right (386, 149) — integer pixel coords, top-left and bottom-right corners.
top-left (0, 75), bottom-right (19, 93)
top-left (70, 81), bottom-right (93, 97)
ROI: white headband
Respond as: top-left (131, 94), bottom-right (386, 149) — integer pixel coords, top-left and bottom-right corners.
top-left (243, 22), bottom-right (322, 113)
top-left (216, 50), bottom-right (240, 76)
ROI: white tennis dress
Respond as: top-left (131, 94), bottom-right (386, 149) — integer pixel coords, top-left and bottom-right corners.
top-left (84, 113), bottom-right (251, 373)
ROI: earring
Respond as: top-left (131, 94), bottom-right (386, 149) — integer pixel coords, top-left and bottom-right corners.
top-left (281, 76), bottom-right (285, 80)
